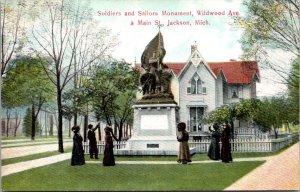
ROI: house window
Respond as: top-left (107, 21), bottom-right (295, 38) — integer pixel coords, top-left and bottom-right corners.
top-left (187, 73), bottom-right (206, 94)
top-left (229, 85), bottom-right (243, 98)
top-left (189, 107), bottom-right (204, 132)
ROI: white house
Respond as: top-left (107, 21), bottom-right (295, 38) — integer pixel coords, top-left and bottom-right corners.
top-left (136, 44), bottom-right (260, 138)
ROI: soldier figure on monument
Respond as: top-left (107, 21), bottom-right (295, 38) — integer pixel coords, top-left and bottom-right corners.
top-left (138, 27), bottom-right (174, 103)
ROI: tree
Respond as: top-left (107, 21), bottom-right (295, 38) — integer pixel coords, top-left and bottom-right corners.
top-left (288, 58), bottom-right (300, 110)
top-left (253, 97), bottom-right (290, 138)
top-left (31, 0), bottom-right (117, 152)
top-left (205, 99), bottom-right (261, 139)
top-left (0, 0), bottom-right (27, 76)
top-left (204, 103), bottom-right (237, 138)
top-left (23, 107), bottom-right (41, 137)
top-left (234, 0), bottom-right (300, 82)
top-left (2, 56), bottom-right (54, 140)
top-left (87, 60), bottom-right (140, 141)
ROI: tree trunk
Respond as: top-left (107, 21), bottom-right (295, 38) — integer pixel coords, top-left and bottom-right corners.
top-left (57, 86), bottom-right (64, 153)
top-left (98, 123), bottom-right (101, 141)
top-left (129, 125), bottom-right (132, 138)
top-left (74, 113), bottom-right (78, 127)
top-left (114, 124), bottom-right (117, 138)
top-left (45, 111), bottom-right (47, 138)
top-left (6, 109), bottom-right (10, 137)
top-left (118, 122), bottom-right (123, 141)
top-left (83, 114), bottom-right (88, 142)
top-left (14, 111), bottom-right (21, 137)
top-left (31, 104), bottom-right (36, 141)
top-left (274, 128), bottom-right (278, 139)
top-left (68, 119), bottom-right (71, 138)
top-left (49, 114), bottom-right (53, 136)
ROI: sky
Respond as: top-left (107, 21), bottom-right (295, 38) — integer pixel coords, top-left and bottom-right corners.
top-left (90, 0), bottom-right (290, 97)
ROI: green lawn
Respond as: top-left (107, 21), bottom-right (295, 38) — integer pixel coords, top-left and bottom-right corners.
top-left (2, 160), bottom-right (264, 191)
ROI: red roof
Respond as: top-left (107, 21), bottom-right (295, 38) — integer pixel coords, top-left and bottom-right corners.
top-left (135, 61), bottom-right (259, 84)
top-left (208, 61), bottom-right (260, 84)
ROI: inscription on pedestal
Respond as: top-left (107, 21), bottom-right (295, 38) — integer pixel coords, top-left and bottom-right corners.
top-left (147, 144), bottom-right (159, 148)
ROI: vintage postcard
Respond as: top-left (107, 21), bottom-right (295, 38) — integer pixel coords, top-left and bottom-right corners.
top-left (1, 0), bottom-right (299, 191)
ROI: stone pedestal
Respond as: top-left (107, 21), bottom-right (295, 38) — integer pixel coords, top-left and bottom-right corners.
top-left (115, 103), bottom-right (180, 155)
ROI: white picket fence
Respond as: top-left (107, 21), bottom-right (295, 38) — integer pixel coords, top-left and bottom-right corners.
top-left (190, 133), bottom-right (298, 153)
top-left (234, 127), bottom-right (269, 139)
top-left (82, 134), bottom-right (298, 154)
top-left (83, 141), bottom-right (126, 154)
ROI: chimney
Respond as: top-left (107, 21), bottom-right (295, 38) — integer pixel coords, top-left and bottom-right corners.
top-left (191, 44), bottom-right (197, 54)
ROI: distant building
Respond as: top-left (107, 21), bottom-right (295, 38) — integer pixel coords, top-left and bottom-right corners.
top-left (136, 44), bottom-right (260, 138)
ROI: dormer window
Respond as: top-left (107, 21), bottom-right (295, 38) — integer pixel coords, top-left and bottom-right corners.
top-left (229, 85), bottom-right (243, 98)
top-left (187, 73), bottom-right (207, 94)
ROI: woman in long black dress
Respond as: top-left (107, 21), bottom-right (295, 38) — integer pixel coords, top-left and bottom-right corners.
top-left (207, 123), bottom-right (221, 160)
top-left (71, 126), bottom-right (85, 166)
top-left (221, 122), bottom-right (233, 163)
top-left (103, 126), bottom-right (117, 166)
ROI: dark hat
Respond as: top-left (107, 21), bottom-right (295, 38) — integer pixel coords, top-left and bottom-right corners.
top-left (177, 122), bottom-right (186, 131)
top-left (213, 123), bottom-right (219, 130)
top-left (71, 126), bottom-right (80, 132)
top-left (104, 126), bottom-right (112, 133)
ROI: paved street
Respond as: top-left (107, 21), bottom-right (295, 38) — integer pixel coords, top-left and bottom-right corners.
top-left (225, 142), bottom-right (300, 190)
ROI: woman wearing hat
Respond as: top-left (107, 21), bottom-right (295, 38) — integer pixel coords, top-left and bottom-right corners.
top-left (207, 123), bottom-right (221, 160)
top-left (71, 126), bottom-right (85, 166)
top-left (176, 122), bottom-right (192, 164)
top-left (103, 126), bottom-right (117, 166)
top-left (220, 121), bottom-right (233, 163)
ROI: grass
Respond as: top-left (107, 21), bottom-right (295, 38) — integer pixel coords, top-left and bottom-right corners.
top-left (2, 160), bottom-right (264, 191)
top-left (2, 147), bottom-right (72, 166)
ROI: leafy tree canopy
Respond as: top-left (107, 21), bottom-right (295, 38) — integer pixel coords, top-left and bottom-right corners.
top-left (2, 56), bottom-right (55, 109)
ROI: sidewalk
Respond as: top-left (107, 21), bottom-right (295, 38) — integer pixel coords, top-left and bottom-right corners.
top-left (1, 139), bottom-right (72, 148)
top-left (2, 153), bottom-right (71, 176)
top-left (225, 142), bottom-right (300, 191)
top-left (1, 142), bottom-right (73, 159)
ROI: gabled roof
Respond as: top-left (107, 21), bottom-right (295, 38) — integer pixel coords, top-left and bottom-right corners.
top-left (177, 50), bottom-right (217, 80)
top-left (135, 61), bottom-right (260, 84)
top-left (208, 61), bottom-right (260, 84)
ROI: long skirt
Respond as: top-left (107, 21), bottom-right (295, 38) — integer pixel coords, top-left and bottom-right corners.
top-left (103, 146), bottom-right (115, 166)
top-left (207, 139), bottom-right (220, 160)
top-left (221, 141), bottom-right (232, 162)
top-left (177, 141), bottom-right (191, 164)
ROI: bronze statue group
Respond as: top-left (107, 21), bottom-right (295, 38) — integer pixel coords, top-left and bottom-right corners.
top-left (70, 121), bottom-right (232, 167)
top-left (70, 123), bottom-right (117, 166)
top-left (176, 121), bottom-right (233, 164)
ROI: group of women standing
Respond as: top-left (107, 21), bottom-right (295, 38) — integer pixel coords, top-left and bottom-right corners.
top-left (71, 125), bottom-right (116, 166)
top-left (71, 121), bottom-right (232, 166)
top-left (176, 121), bottom-right (232, 164)
top-left (207, 122), bottom-right (232, 163)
